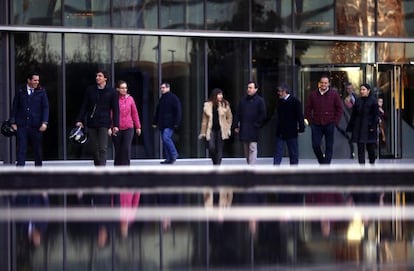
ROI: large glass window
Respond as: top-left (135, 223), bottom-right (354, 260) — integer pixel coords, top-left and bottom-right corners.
top-left (207, 39), bottom-right (249, 158)
top-left (335, 0), bottom-right (375, 36)
top-left (14, 32), bottom-right (62, 160)
top-left (113, 0), bottom-right (158, 29)
top-left (160, 0), bottom-right (204, 29)
top-left (114, 35), bottom-right (159, 158)
top-left (160, 36), bottom-right (205, 158)
top-left (206, 0), bottom-right (249, 31)
top-left (65, 34), bottom-right (111, 160)
top-left (252, 39), bottom-right (291, 156)
top-left (12, 0), bottom-right (62, 25)
top-left (295, 40), bottom-right (375, 65)
top-left (253, 0), bottom-right (291, 32)
top-left (294, 0), bottom-right (333, 34)
top-left (64, 0), bottom-right (110, 27)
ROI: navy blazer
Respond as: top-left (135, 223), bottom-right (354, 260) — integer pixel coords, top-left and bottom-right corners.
top-left (153, 91), bottom-right (182, 129)
top-left (276, 95), bottom-right (305, 139)
top-left (234, 93), bottom-right (266, 142)
top-left (11, 85), bottom-right (49, 128)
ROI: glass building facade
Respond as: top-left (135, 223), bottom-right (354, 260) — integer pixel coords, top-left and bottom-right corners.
top-left (2, 0), bottom-right (414, 163)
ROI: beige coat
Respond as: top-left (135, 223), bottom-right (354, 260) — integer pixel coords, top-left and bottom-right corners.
top-left (199, 101), bottom-right (232, 141)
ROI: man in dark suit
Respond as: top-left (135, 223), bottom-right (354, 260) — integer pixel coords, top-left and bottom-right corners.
top-left (233, 81), bottom-right (266, 165)
top-left (10, 71), bottom-right (49, 167)
top-left (273, 83), bottom-right (305, 165)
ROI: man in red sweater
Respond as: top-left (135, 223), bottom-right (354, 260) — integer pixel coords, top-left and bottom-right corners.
top-left (304, 75), bottom-right (343, 164)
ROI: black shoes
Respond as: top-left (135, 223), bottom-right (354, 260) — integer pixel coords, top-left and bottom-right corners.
top-left (160, 158), bottom-right (176, 164)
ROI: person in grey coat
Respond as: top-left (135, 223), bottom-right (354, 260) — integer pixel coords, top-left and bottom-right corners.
top-left (233, 81), bottom-right (266, 165)
top-left (346, 83), bottom-right (379, 164)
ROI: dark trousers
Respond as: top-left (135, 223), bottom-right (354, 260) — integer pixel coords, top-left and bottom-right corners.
top-left (16, 126), bottom-right (43, 166)
top-left (88, 127), bottom-right (109, 166)
top-left (310, 123), bottom-right (335, 164)
top-left (208, 130), bottom-right (223, 165)
top-left (357, 142), bottom-right (377, 164)
top-left (112, 128), bottom-right (134, 166)
top-left (273, 136), bottom-right (299, 165)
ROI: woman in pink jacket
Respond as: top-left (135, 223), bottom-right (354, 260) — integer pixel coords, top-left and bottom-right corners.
top-left (111, 80), bottom-right (141, 237)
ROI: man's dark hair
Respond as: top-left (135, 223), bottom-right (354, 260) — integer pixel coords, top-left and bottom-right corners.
top-left (161, 82), bottom-right (170, 88)
top-left (247, 80), bottom-right (258, 89)
top-left (96, 69), bottom-right (109, 79)
top-left (27, 72), bottom-right (40, 81)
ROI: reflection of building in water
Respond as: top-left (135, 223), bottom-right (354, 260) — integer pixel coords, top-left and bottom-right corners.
top-left (332, 0), bottom-right (406, 63)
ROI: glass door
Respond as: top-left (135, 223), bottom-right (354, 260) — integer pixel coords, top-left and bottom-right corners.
top-left (375, 64), bottom-right (402, 158)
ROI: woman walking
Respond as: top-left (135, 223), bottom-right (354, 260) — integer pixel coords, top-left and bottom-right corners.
top-left (346, 83), bottom-right (380, 164)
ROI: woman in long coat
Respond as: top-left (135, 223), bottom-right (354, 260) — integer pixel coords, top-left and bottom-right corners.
top-left (346, 83), bottom-right (380, 164)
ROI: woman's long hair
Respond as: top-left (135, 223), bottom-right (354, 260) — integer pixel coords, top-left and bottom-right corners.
top-left (208, 88), bottom-right (229, 107)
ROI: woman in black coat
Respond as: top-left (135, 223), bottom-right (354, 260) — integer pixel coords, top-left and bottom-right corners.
top-left (346, 83), bottom-right (380, 164)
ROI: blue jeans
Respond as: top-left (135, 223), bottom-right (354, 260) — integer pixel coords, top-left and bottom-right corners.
top-left (310, 123), bottom-right (335, 164)
top-left (161, 128), bottom-right (178, 161)
top-left (273, 136), bottom-right (299, 165)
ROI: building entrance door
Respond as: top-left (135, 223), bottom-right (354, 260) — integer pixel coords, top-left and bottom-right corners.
top-left (375, 64), bottom-right (402, 158)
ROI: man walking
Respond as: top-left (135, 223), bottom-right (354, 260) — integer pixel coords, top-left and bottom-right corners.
top-left (76, 69), bottom-right (119, 166)
top-left (153, 82), bottom-right (182, 164)
top-left (11, 72), bottom-right (49, 166)
top-left (304, 75), bottom-right (343, 164)
top-left (273, 83), bottom-right (305, 165)
top-left (233, 80), bottom-right (266, 165)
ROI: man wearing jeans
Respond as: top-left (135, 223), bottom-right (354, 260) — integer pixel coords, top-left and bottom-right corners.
top-left (304, 75), bottom-right (343, 164)
top-left (153, 82), bottom-right (182, 164)
top-left (273, 83), bottom-right (305, 165)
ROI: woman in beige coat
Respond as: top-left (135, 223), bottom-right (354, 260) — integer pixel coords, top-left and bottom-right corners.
top-left (199, 88), bottom-right (233, 206)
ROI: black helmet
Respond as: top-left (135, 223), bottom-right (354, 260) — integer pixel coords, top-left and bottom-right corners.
top-left (69, 126), bottom-right (88, 144)
top-left (1, 120), bottom-right (16, 137)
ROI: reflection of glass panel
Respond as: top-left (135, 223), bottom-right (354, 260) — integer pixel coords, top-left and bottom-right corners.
top-left (335, 0), bottom-right (375, 36)
top-left (294, 0), bottom-right (333, 34)
top-left (13, 0), bottom-right (61, 25)
top-left (64, 0), bottom-right (110, 27)
top-left (377, 42), bottom-right (406, 63)
top-left (207, 39), bottom-right (249, 157)
top-left (65, 34), bottom-right (111, 160)
top-left (160, 0), bottom-right (204, 29)
top-left (295, 40), bottom-right (375, 65)
top-left (113, 0), bottom-right (157, 29)
top-left (160, 37), bottom-right (205, 158)
top-left (14, 33), bottom-right (62, 160)
top-left (253, 0), bottom-right (291, 32)
top-left (404, 1), bottom-right (414, 37)
top-left (253, 39), bottom-right (290, 156)
top-left (114, 35), bottom-right (158, 158)
top-left (206, 0), bottom-right (249, 31)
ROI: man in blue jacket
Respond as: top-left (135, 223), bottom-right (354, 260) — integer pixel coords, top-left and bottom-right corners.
top-left (233, 81), bottom-right (266, 165)
top-left (153, 82), bottom-right (182, 164)
top-left (10, 72), bottom-right (49, 167)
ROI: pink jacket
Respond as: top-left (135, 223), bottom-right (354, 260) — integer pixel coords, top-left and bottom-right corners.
top-left (118, 95), bottom-right (141, 130)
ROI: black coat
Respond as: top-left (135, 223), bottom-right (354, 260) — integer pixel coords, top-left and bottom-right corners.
top-left (11, 85), bottom-right (49, 128)
top-left (346, 95), bottom-right (379, 143)
top-left (276, 95), bottom-right (305, 139)
top-left (234, 93), bottom-right (266, 142)
top-left (153, 91), bottom-right (182, 129)
top-left (76, 84), bottom-right (120, 128)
